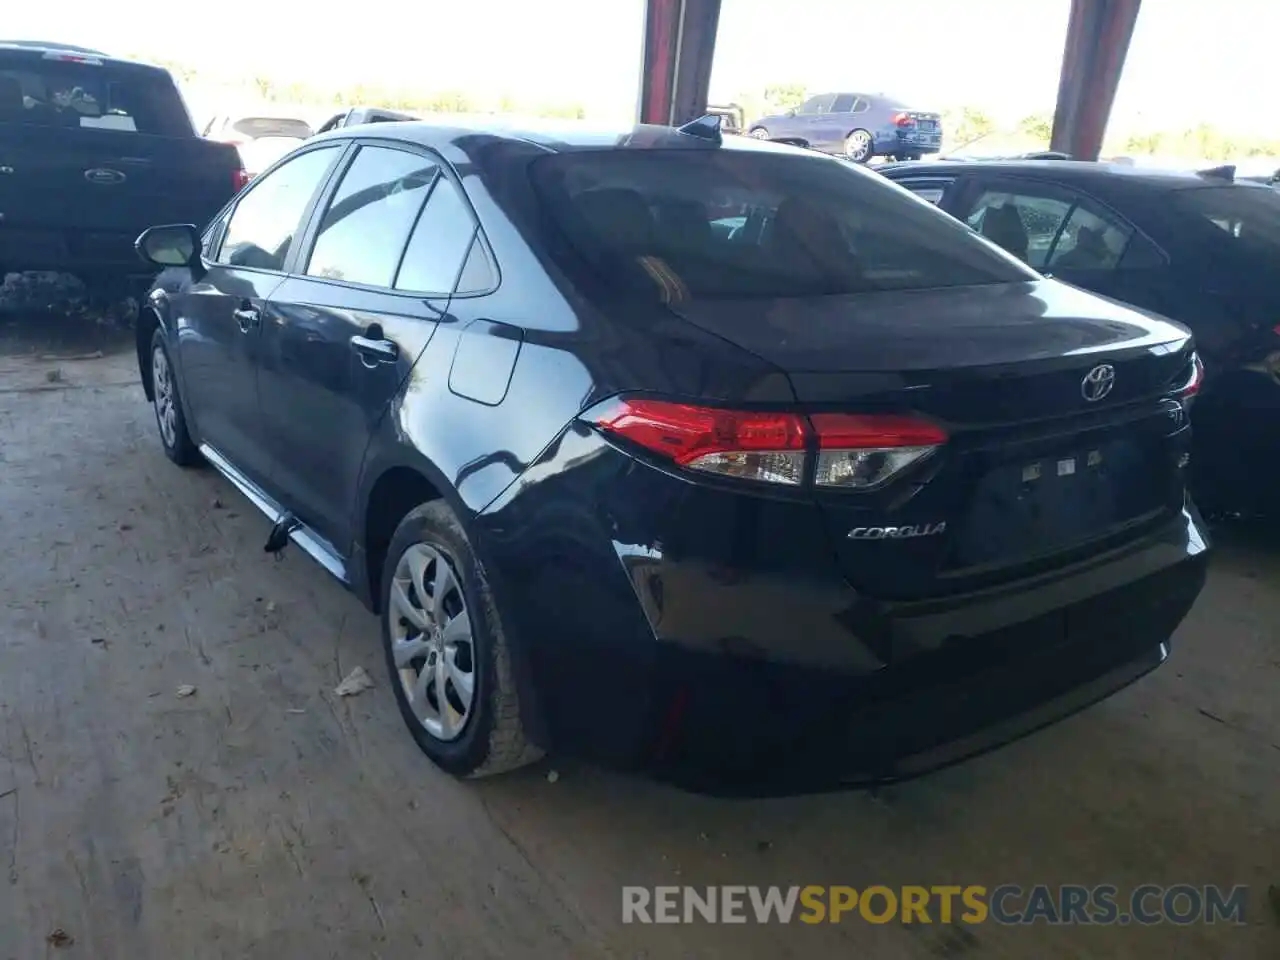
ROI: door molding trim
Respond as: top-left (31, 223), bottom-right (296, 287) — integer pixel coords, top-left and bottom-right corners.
top-left (200, 443), bottom-right (349, 584)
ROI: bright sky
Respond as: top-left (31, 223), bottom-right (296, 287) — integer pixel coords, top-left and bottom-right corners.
top-left (5, 0), bottom-right (1276, 132)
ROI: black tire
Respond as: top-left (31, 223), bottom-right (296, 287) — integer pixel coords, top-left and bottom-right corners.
top-left (748, 126), bottom-right (771, 140)
top-left (149, 327), bottom-right (201, 466)
top-left (380, 500), bottom-right (542, 778)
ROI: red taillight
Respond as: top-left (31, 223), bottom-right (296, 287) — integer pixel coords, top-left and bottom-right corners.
top-left (1176, 352), bottom-right (1205, 400)
top-left (893, 112), bottom-right (912, 127)
top-left (591, 398), bottom-right (945, 489)
top-left (233, 168), bottom-right (253, 192)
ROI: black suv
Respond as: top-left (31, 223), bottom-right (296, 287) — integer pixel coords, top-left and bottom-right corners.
top-left (134, 120), bottom-right (1209, 791)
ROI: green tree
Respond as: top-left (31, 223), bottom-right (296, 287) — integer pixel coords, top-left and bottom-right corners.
top-left (1017, 112), bottom-right (1053, 144)
top-left (762, 83), bottom-right (807, 113)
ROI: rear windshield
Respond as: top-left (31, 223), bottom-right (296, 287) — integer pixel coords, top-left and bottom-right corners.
top-left (232, 116), bottom-right (314, 140)
top-left (0, 57), bottom-right (191, 135)
top-left (1173, 185), bottom-right (1280, 260)
top-left (530, 148), bottom-right (1034, 301)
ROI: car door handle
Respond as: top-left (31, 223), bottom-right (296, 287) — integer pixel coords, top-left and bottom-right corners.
top-left (350, 334), bottom-right (398, 363)
top-left (233, 307), bottom-right (260, 332)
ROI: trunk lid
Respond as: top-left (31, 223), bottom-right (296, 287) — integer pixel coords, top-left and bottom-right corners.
top-left (667, 279), bottom-right (1196, 599)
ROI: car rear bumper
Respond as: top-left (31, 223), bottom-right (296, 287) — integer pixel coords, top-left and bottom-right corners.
top-left (885, 133), bottom-right (942, 155)
top-left (479, 435), bottom-right (1209, 792)
top-left (0, 226), bottom-right (150, 281)
top-left (646, 547), bottom-right (1202, 793)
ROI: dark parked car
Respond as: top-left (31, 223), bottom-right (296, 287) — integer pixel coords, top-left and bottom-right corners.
top-left (748, 92), bottom-right (942, 163)
top-left (0, 40), bottom-right (244, 307)
top-left (133, 119), bottom-right (1208, 791)
top-left (880, 159), bottom-right (1280, 515)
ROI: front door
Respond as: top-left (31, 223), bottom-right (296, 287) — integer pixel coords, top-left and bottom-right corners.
top-left (258, 142), bottom-right (486, 551)
top-left (176, 143), bottom-right (345, 489)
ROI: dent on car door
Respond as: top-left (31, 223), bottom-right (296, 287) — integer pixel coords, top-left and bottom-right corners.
top-left (176, 144), bottom-right (344, 489)
top-left (257, 143), bottom-right (485, 551)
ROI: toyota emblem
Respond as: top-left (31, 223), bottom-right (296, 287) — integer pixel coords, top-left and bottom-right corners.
top-left (1081, 363), bottom-right (1116, 402)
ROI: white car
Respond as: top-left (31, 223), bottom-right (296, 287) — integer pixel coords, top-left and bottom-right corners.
top-left (201, 113), bottom-right (315, 178)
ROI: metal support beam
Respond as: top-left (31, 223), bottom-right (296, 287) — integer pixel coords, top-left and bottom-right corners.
top-left (1050, 0), bottom-right (1143, 161)
top-left (637, 0), bottom-right (723, 126)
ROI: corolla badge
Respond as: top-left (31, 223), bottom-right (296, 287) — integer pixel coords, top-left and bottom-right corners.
top-left (1081, 363), bottom-right (1116, 402)
top-left (84, 167), bottom-right (127, 185)
top-left (848, 522), bottom-right (947, 540)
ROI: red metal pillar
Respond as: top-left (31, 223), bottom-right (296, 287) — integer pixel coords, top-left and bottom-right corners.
top-left (638, 0), bottom-right (723, 126)
top-left (1050, 0), bottom-right (1143, 161)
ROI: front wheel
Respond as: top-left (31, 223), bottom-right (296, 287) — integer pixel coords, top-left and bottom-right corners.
top-left (844, 129), bottom-right (874, 164)
top-left (150, 328), bottom-right (200, 466)
top-left (748, 127), bottom-right (771, 140)
top-left (380, 500), bottom-right (542, 778)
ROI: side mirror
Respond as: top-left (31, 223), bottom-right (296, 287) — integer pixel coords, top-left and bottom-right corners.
top-left (786, 108), bottom-right (797, 117)
top-left (136, 224), bottom-right (201, 269)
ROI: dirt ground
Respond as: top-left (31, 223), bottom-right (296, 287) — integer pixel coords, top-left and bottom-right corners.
top-left (0, 321), bottom-right (1276, 959)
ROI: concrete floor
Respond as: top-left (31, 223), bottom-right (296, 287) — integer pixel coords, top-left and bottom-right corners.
top-left (0, 328), bottom-right (1276, 959)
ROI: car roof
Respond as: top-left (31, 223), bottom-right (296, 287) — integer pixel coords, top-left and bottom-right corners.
top-left (880, 158), bottom-right (1259, 192)
top-left (0, 39), bottom-right (172, 76)
top-left (309, 116), bottom-right (816, 157)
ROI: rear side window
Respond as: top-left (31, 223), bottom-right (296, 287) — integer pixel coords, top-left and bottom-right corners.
top-left (1046, 204), bottom-right (1132, 271)
top-left (966, 190), bottom-right (1072, 269)
top-left (831, 94), bottom-right (856, 113)
top-left (0, 58), bottom-right (191, 135)
top-left (1173, 185), bottom-right (1280, 261)
top-left (531, 149), bottom-right (1033, 302)
top-left (394, 177), bottom-right (478, 294)
top-left (305, 145), bottom-right (438, 287)
top-left (218, 146), bottom-right (340, 271)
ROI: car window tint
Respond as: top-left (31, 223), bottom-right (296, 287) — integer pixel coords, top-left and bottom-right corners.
top-left (831, 94), bottom-right (855, 113)
top-left (455, 235), bottom-right (497, 294)
top-left (530, 149), bottom-right (1034, 302)
top-left (0, 57), bottom-right (191, 135)
top-left (305, 146), bottom-right (438, 287)
top-left (851, 97), bottom-right (870, 114)
top-left (797, 96), bottom-right (822, 114)
top-left (811, 94), bottom-right (835, 114)
top-left (219, 146), bottom-right (340, 271)
top-left (1172, 185), bottom-right (1280, 264)
top-left (1047, 203), bottom-right (1132, 272)
top-left (966, 189), bottom-right (1072, 269)
top-left (395, 176), bottom-right (476, 293)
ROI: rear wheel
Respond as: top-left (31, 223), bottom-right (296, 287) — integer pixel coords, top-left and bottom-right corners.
top-left (150, 328), bottom-right (200, 466)
top-left (844, 129), bottom-right (874, 163)
top-left (380, 501), bottom-right (542, 778)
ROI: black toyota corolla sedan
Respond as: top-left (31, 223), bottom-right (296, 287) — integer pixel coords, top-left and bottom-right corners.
top-left (132, 117), bottom-right (1209, 792)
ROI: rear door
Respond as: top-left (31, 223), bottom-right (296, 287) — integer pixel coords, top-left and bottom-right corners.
top-left (257, 141), bottom-right (485, 550)
top-left (793, 94), bottom-right (834, 145)
top-left (177, 143), bottom-right (344, 489)
top-left (954, 175), bottom-right (1179, 319)
top-left (813, 93), bottom-right (856, 152)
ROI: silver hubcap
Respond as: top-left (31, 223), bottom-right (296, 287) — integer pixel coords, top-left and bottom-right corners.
top-left (846, 130), bottom-right (872, 161)
top-left (389, 543), bottom-right (475, 741)
top-left (750, 128), bottom-right (769, 139)
top-left (152, 345), bottom-right (177, 448)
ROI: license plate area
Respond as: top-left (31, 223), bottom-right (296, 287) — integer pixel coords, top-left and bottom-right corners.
top-left (947, 437), bottom-right (1164, 571)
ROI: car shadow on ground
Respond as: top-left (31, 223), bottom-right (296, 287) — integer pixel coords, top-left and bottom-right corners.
top-left (0, 308), bottom-right (133, 360)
